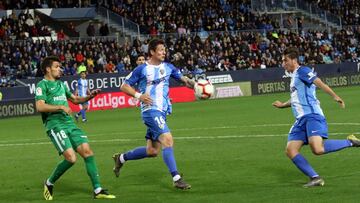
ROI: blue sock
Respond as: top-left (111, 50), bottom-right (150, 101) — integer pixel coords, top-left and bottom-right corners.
top-left (324, 140), bottom-right (352, 153)
top-left (162, 147), bottom-right (179, 177)
top-left (80, 109), bottom-right (86, 119)
top-left (291, 154), bottom-right (318, 178)
top-left (123, 147), bottom-right (148, 161)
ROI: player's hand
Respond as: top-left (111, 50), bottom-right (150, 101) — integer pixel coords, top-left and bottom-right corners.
top-left (139, 93), bottom-right (152, 105)
top-left (334, 96), bottom-right (345, 108)
top-left (272, 100), bottom-right (284, 108)
top-left (90, 89), bottom-right (101, 98)
top-left (60, 105), bottom-right (72, 115)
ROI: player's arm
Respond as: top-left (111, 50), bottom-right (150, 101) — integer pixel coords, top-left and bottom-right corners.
top-left (36, 100), bottom-right (72, 115)
top-left (272, 99), bottom-right (291, 108)
top-left (180, 76), bottom-right (195, 89)
top-left (68, 89), bottom-right (101, 104)
top-left (120, 83), bottom-right (152, 105)
top-left (313, 78), bottom-right (345, 108)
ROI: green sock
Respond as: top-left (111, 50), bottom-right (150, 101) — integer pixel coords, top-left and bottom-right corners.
top-left (84, 156), bottom-right (101, 190)
top-left (48, 159), bottom-right (74, 184)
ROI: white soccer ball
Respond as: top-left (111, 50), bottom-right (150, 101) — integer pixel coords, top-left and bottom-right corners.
top-left (194, 79), bottom-right (214, 100)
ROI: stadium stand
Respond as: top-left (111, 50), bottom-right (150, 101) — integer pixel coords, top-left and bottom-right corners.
top-left (0, 0), bottom-right (359, 88)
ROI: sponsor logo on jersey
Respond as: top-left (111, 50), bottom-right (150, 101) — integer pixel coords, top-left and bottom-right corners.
top-left (53, 95), bottom-right (67, 101)
top-left (36, 87), bottom-right (42, 96)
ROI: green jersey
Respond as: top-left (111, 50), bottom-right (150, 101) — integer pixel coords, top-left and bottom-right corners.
top-left (35, 79), bottom-right (74, 130)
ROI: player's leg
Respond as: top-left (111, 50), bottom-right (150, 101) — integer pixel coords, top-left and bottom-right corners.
top-left (73, 129), bottom-right (115, 199)
top-left (112, 139), bottom-right (160, 177)
top-left (159, 132), bottom-right (191, 189)
top-left (287, 120), bottom-right (324, 187)
top-left (307, 118), bottom-right (352, 155)
top-left (44, 129), bottom-right (77, 200)
top-left (75, 104), bottom-right (81, 122)
top-left (113, 116), bottom-right (164, 167)
top-left (80, 103), bottom-right (88, 122)
top-left (286, 140), bottom-right (319, 178)
top-left (286, 140), bottom-right (324, 187)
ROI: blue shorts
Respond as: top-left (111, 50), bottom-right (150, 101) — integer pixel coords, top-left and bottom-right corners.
top-left (288, 114), bottom-right (328, 145)
top-left (142, 110), bottom-right (170, 141)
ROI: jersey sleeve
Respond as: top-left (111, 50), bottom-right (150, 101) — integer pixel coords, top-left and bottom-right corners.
top-left (35, 82), bottom-right (47, 101)
top-left (124, 65), bottom-right (143, 86)
top-left (169, 63), bottom-right (183, 81)
top-left (298, 66), bottom-right (317, 85)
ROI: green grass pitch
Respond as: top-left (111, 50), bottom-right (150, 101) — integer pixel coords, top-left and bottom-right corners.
top-left (0, 86), bottom-right (359, 202)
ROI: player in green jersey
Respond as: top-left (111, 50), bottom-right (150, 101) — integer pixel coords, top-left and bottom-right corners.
top-left (35, 56), bottom-right (115, 200)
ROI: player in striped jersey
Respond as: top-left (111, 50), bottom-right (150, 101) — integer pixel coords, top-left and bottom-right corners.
top-left (74, 70), bottom-right (90, 122)
top-left (273, 47), bottom-right (360, 187)
top-left (112, 38), bottom-right (195, 189)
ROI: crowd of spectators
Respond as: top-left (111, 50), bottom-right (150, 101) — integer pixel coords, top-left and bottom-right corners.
top-left (108, 0), bottom-right (278, 35)
top-left (1, 25), bottom-right (359, 87)
top-left (307, 0), bottom-right (359, 26)
top-left (0, 0), bottom-right (360, 88)
top-left (0, 0), bottom-right (95, 9)
top-left (0, 10), bottom-right (51, 41)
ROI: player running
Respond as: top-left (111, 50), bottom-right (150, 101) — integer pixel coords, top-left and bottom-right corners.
top-left (273, 47), bottom-right (360, 187)
top-left (112, 38), bottom-right (195, 189)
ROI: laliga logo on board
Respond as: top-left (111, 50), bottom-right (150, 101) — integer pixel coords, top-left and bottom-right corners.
top-left (128, 97), bottom-right (140, 106)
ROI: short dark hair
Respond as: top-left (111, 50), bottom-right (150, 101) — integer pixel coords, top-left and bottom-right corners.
top-left (283, 47), bottom-right (299, 60)
top-left (148, 38), bottom-right (165, 57)
top-left (41, 56), bottom-right (60, 74)
top-left (137, 54), bottom-right (145, 59)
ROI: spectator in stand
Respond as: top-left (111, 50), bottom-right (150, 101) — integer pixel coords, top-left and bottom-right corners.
top-left (63, 62), bottom-right (76, 75)
top-left (99, 23), bottom-right (109, 36)
top-left (75, 50), bottom-right (84, 65)
top-left (105, 60), bottom-right (115, 73)
top-left (86, 22), bottom-right (96, 37)
top-left (57, 29), bottom-right (65, 40)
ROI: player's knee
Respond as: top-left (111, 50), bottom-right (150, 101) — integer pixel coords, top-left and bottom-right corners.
top-left (285, 148), bottom-right (298, 159)
top-left (160, 135), bottom-right (173, 147)
top-left (82, 149), bottom-right (94, 157)
top-left (311, 148), bottom-right (324, 155)
top-left (146, 148), bottom-right (159, 157)
top-left (64, 154), bottom-right (77, 163)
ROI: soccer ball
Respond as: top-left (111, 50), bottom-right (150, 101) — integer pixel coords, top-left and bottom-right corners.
top-left (194, 79), bottom-right (214, 100)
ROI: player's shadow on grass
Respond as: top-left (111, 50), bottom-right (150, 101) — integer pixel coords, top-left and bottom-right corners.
top-left (259, 165), bottom-right (305, 186)
top-left (55, 181), bottom-right (93, 198)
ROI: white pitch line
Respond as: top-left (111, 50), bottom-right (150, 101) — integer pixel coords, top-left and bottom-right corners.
top-left (1, 132), bottom-right (360, 148)
top-left (0, 122), bottom-right (359, 144)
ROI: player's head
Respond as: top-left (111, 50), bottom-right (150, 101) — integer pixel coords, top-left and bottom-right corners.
top-left (41, 56), bottom-right (61, 80)
top-left (282, 47), bottom-right (299, 72)
top-left (80, 71), bottom-right (86, 79)
top-left (148, 38), bottom-right (166, 62)
top-left (136, 54), bottom-right (146, 65)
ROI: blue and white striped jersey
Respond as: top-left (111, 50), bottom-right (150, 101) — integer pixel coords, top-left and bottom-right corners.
top-left (124, 62), bottom-right (183, 114)
top-left (77, 78), bottom-right (88, 97)
top-left (290, 66), bottom-right (324, 119)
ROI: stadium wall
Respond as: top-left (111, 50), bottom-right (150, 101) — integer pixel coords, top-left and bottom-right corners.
top-left (0, 62), bottom-right (358, 118)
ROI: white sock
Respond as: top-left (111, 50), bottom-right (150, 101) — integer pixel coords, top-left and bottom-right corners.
top-left (46, 179), bottom-right (53, 186)
top-left (94, 187), bottom-right (102, 194)
top-left (119, 154), bottom-right (126, 164)
top-left (172, 174), bottom-right (181, 182)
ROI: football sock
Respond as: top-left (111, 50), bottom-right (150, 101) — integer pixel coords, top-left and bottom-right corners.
top-left (80, 109), bottom-right (86, 119)
top-left (48, 159), bottom-right (74, 184)
top-left (123, 146), bottom-right (148, 161)
top-left (84, 156), bottom-right (101, 189)
top-left (291, 154), bottom-right (318, 178)
top-left (162, 147), bottom-right (179, 178)
top-left (324, 140), bottom-right (352, 153)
